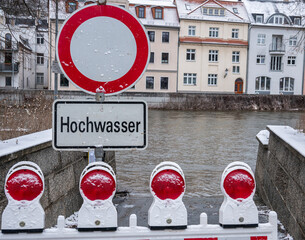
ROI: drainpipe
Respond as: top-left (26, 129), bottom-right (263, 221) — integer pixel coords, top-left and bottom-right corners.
top-left (176, 27), bottom-right (180, 93)
top-left (54, 0), bottom-right (58, 99)
top-left (245, 24), bottom-right (252, 94)
top-left (301, 43), bottom-right (305, 95)
top-left (11, 46), bottom-right (14, 88)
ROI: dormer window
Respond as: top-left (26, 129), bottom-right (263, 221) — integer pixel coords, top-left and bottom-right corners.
top-left (66, 0), bottom-right (78, 13)
top-left (267, 14), bottom-right (290, 25)
top-left (293, 17), bottom-right (301, 25)
top-left (233, 8), bottom-right (238, 14)
top-left (136, 6), bottom-right (146, 18)
top-left (202, 8), bottom-right (225, 16)
top-left (152, 7), bottom-right (163, 19)
top-left (185, 4), bottom-right (191, 10)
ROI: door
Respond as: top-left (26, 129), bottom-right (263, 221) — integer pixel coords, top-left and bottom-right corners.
top-left (235, 78), bottom-right (243, 94)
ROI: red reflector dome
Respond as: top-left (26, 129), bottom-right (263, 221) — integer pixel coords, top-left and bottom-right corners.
top-left (223, 169), bottom-right (255, 200)
top-left (151, 169), bottom-right (185, 200)
top-left (81, 170), bottom-right (115, 201)
top-left (6, 169), bottom-right (43, 201)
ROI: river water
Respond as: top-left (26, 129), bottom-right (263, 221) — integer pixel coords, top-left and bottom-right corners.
top-left (116, 110), bottom-right (305, 198)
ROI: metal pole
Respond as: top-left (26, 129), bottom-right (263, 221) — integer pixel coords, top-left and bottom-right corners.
top-left (54, 0), bottom-right (59, 99)
top-left (94, 92), bottom-right (105, 162)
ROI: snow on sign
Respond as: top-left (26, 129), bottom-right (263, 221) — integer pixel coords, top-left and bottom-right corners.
top-left (56, 4), bottom-right (150, 95)
top-left (52, 100), bottom-right (147, 150)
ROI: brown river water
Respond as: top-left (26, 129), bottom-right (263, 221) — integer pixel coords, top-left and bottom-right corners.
top-left (116, 110), bottom-right (305, 198)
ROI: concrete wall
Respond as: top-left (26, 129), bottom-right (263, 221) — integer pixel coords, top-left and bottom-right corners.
top-left (0, 130), bottom-right (115, 228)
top-left (256, 126), bottom-right (305, 240)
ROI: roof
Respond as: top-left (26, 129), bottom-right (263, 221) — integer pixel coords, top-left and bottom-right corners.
top-left (129, 0), bottom-right (180, 28)
top-left (243, 0), bottom-right (305, 26)
top-left (176, 0), bottom-right (250, 23)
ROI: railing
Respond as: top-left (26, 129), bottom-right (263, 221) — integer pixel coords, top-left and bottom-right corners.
top-left (0, 63), bottom-right (19, 73)
top-left (0, 42), bottom-right (18, 51)
top-left (0, 161), bottom-right (278, 240)
top-left (269, 43), bottom-right (285, 53)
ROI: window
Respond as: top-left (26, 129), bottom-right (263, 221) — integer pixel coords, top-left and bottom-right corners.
top-left (154, 7), bottom-right (163, 19)
top-left (232, 66), bottom-right (240, 74)
top-left (256, 55), bottom-right (265, 64)
top-left (185, 4), bottom-right (191, 10)
top-left (66, 0), bottom-right (78, 13)
top-left (202, 8), bottom-right (207, 14)
top-left (160, 77), bottom-right (168, 90)
top-left (220, 9), bottom-right (225, 16)
top-left (5, 52), bottom-right (12, 63)
top-left (183, 73), bottom-right (196, 85)
top-left (37, 53), bottom-right (44, 65)
top-left (209, 50), bottom-right (218, 62)
top-left (148, 31), bottom-right (155, 42)
top-left (208, 74), bottom-right (217, 86)
top-left (60, 74), bottom-right (69, 87)
top-left (257, 34), bottom-right (266, 45)
top-left (5, 76), bottom-right (12, 87)
top-left (186, 49), bottom-right (196, 61)
top-left (5, 33), bottom-right (12, 49)
top-left (162, 32), bottom-right (169, 43)
top-left (293, 17), bottom-right (301, 25)
top-left (209, 27), bottom-right (219, 37)
top-left (149, 52), bottom-right (154, 63)
top-left (137, 6), bottom-right (145, 18)
top-left (233, 8), bottom-right (238, 14)
top-left (146, 76), bottom-right (154, 89)
top-left (37, 34), bottom-right (44, 44)
top-left (232, 51), bottom-right (240, 63)
top-left (162, 53), bottom-right (169, 63)
top-left (289, 36), bottom-right (297, 46)
top-left (270, 56), bottom-right (282, 71)
top-left (280, 77), bottom-right (294, 92)
top-left (287, 56), bottom-right (296, 65)
top-left (209, 9), bottom-right (213, 15)
top-left (36, 73), bottom-right (44, 85)
top-left (255, 76), bottom-right (270, 91)
top-left (188, 26), bottom-right (196, 36)
top-left (268, 15), bottom-right (289, 25)
top-left (256, 15), bottom-right (263, 23)
top-left (203, 8), bottom-right (224, 16)
top-left (232, 29), bottom-right (239, 39)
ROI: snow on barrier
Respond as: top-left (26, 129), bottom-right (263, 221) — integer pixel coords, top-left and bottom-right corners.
top-left (0, 161), bottom-right (278, 239)
top-left (1, 161), bottom-right (45, 233)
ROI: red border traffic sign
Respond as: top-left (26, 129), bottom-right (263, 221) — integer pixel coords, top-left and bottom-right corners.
top-left (56, 4), bottom-right (150, 95)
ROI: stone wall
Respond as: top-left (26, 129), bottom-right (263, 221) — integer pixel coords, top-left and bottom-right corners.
top-left (1, 89), bottom-right (305, 110)
top-left (256, 126), bottom-right (305, 239)
top-left (0, 130), bottom-right (115, 228)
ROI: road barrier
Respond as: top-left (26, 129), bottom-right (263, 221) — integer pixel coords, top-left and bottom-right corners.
top-left (0, 161), bottom-right (278, 239)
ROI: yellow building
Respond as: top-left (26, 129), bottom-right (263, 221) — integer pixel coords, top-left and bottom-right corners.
top-left (176, 0), bottom-right (249, 94)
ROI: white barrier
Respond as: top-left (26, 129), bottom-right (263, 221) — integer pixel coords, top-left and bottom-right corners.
top-left (0, 161), bottom-right (278, 240)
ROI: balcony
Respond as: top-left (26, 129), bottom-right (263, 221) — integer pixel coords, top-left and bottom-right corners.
top-left (0, 63), bottom-right (19, 73)
top-left (269, 43), bottom-right (285, 54)
top-left (0, 42), bottom-right (18, 52)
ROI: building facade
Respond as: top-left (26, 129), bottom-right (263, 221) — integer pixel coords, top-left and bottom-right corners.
top-left (128, 0), bottom-right (179, 93)
top-left (176, 0), bottom-right (249, 94)
top-left (244, 0), bottom-right (305, 95)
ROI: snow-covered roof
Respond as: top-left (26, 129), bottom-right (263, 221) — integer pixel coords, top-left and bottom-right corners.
top-left (129, 0), bottom-right (179, 27)
top-left (243, 0), bottom-right (305, 26)
top-left (176, 0), bottom-right (250, 23)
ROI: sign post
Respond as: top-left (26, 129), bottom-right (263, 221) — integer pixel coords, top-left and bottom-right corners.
top-left (53, 3), bottom-right (150, 154)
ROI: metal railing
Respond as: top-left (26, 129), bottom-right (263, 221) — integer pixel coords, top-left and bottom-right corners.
top-left (269, 43), bottom-right (285, 53)
top-left (0, 63), bottom-right (19, 73)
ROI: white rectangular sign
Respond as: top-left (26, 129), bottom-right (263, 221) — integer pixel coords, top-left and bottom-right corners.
top-left (52, 100), bottom-right (147, 151)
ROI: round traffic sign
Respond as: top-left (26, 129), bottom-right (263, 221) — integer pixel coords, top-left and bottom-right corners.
top-left (56, 4), bottom-right (150, 95)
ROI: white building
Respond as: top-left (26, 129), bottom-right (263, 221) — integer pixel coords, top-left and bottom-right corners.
top-left (244, 0), bottom-right (305, 95)
top-left (0, 13), bottom-right (49, 89)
